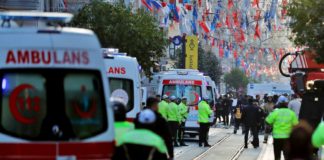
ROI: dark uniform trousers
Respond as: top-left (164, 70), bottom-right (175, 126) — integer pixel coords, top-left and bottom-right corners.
top-left (199, 123), bottom-right (210, 145)
top-left (273, 138), bottom-right (288, 160)
top-left (244, 125), bottom-right (259, 147)
top-left (177, 122), bottom-right (185, 144)
top-left (168, 121), bottom-right (179, 145)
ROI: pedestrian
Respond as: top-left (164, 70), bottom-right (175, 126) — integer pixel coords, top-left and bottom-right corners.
top-left (113, 109), bottom-right (168, 160)
top-left (287, 120), bottom-right (314, 160)
top-left (112, 98), bottom-right (135, 146)
top-left (222, 95), bottom-right (231, 127)
top-left (312, 119), bottom-right (324, 148)
top-left (242, 97), bottom-right (262, 148)
top-left (266, 96), bottom-right (298, 160)
top-left (230, 95), bottom-right (238, 126)
top-left (288, 94), bottom-right (301, 118)
top-left (233, 101), bottom-right (243, 134)
top-left (144, 97), bottom-right (174, 159)
top-left (178, 97), bottom-right (189, 146)
top-left (215, 97), bottom-right (223, 124)
top-left (167, 96), bottom-right (181, 147)
top-left (262, 95), bottom-right (275, 143)
top-left (159, 95), bottom-right (170, 119)
top-left (198, 96), bottom-right (213, 147)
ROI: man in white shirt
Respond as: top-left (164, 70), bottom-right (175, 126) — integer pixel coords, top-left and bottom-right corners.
top-left (288, 94), bottom-right (302, 117)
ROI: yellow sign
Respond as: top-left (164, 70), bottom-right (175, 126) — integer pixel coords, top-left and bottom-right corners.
top-left (185, 36), bottom-right (198, 69)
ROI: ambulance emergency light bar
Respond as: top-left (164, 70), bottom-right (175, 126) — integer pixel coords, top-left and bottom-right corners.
top-left (102, 48), bottom-right (127, 56)
top-left (0, 11), bottom-right (73, 23)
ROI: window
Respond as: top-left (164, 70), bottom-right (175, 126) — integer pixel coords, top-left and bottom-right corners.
top-left (162, 85), bottom-right (201, 105)
top-left (109, 78), bottom-right (134, 112)
top-left (1, 74), bottom-right (46, 138)
top-left (0, 70), bottom-right (107, 141)
top-left (64, 74), bottom-right (106, 139)
top-left (207, 86), bottom-right (214, 100)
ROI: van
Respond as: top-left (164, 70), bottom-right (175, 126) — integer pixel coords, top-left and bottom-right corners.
top-left (0, 12), bottom-right (114, 159)
top-left (103, 49), bottom-right (142, 120)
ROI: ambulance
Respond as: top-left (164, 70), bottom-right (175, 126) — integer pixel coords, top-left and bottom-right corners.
top-left (103, 49), bottom-right (142, 120)
top-left (0, 12), bottom-right (114, 159)
top-left (156, 69), bottom-right (214, 136)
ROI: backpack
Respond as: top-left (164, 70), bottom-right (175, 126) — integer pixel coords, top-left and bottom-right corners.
top-left (235, 108), bottom-right (242, 119)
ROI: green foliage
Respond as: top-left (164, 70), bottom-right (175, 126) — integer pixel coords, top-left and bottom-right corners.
top-left (198, 48), bottom-right (223, 84)
top-left (71, 0), bottom-right (168, 76)
top-left (288, 0), bottom-right (324, 62)
top-left (224, 68), bottom-right (249, 91)
top-left (175, 44), bottom-right (223, 83)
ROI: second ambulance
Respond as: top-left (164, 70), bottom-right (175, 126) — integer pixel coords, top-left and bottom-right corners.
top-left (157, 69), bottom-right (214, 136)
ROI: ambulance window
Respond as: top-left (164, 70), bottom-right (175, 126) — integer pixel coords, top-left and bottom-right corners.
top-left (207, 86), bottom-right (213, 100)
top-left (109, 78), bottom-right (134, 112)
top-left (0, 74), bottom-right (47, 138)
top-left (64, 73), bottom-right (107, 139)
top-left (162, 85), bottom-right (201, 105)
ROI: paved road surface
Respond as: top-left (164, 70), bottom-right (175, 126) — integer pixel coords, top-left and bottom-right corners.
top-left (175, 125), bottom-right (279, 160)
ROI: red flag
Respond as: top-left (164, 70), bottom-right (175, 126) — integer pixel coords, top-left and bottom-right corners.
top-left (219, 45), bottom-right (224, 58)
top-left (240, 28), bottom-right (245, 41)
top-left (234, 50), bottom-right (238, 59)
top-left (185, 4), bottom-right (192, 10)
top-left (233, 11), bottom-right (239, 27)
top-left (269, 48), bottom-right (276, 60)
top-left (228, 0), bottom-right (233, 9)
top-left (225, 14), bottom-right (231, 27)
top-left (141, 0), bottom-right (153, 11)
top-left (254, 22), bottom-right (260, 39)
top-left (254, 10), bottom-right (261, 21)
top-left (252, 0), bottom-right (259, 8)
top-left (212, 38), bottom-right (215, 47)
top-left (216, 22), bottom-right (222, 28)
top-left (199, 21), bottom-right (210, 33)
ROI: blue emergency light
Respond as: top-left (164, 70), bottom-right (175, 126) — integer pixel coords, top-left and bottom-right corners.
top-left (0, 11), bottom-right (73, 23)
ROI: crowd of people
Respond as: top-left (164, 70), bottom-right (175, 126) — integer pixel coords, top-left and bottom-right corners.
top-left (219, 93), bottom-right (324, 160)
top-left (111, 92), bottom-right (324, 160)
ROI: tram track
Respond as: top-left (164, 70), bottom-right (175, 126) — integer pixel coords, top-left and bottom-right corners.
top-left (194, 133), bottom-right (249, 160)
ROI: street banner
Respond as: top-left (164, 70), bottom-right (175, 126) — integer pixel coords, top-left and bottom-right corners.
top-left (185, 35), bottom-right (198, 69)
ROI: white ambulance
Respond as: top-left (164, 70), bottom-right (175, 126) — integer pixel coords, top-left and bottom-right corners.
top-left (0, 12), bottom-right (114, 159)
top-left (157, 69), bottom-right (213, 136)
top-left (103, 49), bottom-right (142, 120)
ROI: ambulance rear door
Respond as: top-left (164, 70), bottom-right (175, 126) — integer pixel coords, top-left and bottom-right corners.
top-left (104, 55), bottom-right (141, 120)
top-left (0, 22), bottom-right (114, 159)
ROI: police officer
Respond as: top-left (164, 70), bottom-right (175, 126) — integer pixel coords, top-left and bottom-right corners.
top-left (112, 98), bottom-right (135, 146)
top-left (178, 96), bottom-right (188, 146)
top-left (312, 120), bottom-right (324, 148)
top-left (113, 109), bottom-right (168, 160)
top-left (167, 96), bottom-right (181, 147)
top-left (266, 96), bottom-right (298, 160)
top-left (241, 97), bottom-right (262, 148)
top-left (198, 96), bottom-right (213, 147)
top-left (159, 95), bottom-right (170, 119)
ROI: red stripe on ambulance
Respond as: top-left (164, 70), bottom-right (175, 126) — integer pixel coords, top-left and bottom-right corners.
top-left (162, 80), bottom-right (202, 85)
top-left (5, 50), bottom-right (89, 65)
top-left (0, 142), bottom-right (114, 159)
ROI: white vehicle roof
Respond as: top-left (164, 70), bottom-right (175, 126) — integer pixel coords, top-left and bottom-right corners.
top-left (0, 27), bottom-right (102, 70)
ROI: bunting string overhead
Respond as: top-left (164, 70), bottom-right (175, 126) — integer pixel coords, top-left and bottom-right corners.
top-left (138, 0), bottom-right (294, 78)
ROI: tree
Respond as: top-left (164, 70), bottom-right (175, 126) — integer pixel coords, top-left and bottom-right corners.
top-left (175, 44), bottom-right (223, 83)
top-left (288, 0), bottom-right (324, 62)
top-left (71, 0), bottom-right (168, 76)
top-left (224, 68), bottom-right (249, 91)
